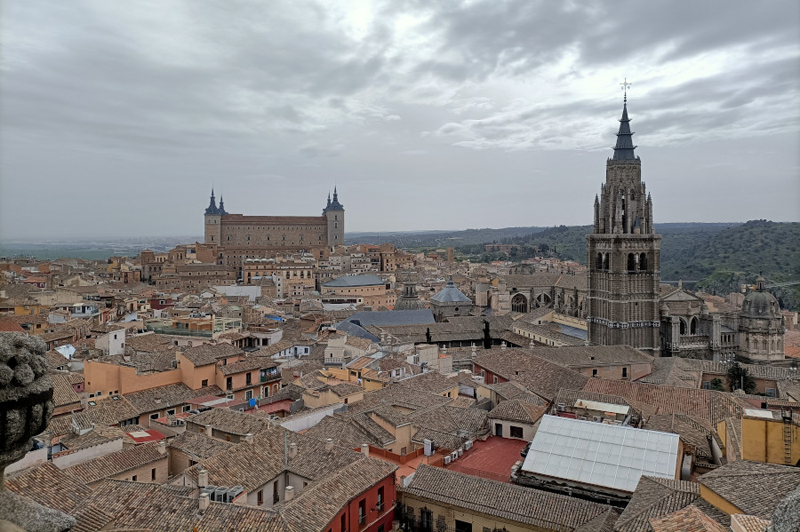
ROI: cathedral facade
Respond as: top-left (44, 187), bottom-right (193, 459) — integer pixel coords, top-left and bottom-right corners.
top-left (202, 188), bottom-right (345, 267)
top-left (586, 98), bottom-right (661, 354)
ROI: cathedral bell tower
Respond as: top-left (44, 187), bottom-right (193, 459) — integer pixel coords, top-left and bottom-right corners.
top-left (587, 91), bottom-right (661, 353)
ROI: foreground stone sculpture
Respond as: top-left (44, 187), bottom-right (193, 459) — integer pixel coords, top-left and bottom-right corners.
top-left (0, 333), bottom-right (75, 532)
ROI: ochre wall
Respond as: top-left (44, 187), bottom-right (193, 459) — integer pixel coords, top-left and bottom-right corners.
top-left (741, 417), bottom-right (800, 465)
top-left (699, 485), bottom-right (743, 516)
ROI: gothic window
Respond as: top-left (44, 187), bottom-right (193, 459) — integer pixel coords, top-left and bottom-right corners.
top-left (596, 253), bottom-right (603, 270)
top-left (627, 253), bottom-right (636, 272)
top-left (511, 293), bottom-right (528, 313)
top-left (639, 253), bottom-right (648, 270)
top-left (679, 318), bottom-right (687, 335)
top-left (690, 317), bottom-right (697, 335)
top-left (603, 254), bottom-right (609, 270)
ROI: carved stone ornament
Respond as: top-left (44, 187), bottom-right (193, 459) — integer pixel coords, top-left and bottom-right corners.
top-left (0, 332), bottom-right (76, 532)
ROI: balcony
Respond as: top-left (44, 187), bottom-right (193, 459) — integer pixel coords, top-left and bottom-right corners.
top-left (679, 335), bottom-right (709, 349)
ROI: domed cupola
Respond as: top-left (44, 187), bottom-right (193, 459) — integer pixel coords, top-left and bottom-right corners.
top-left (741, 275), bottom-right (781, 319)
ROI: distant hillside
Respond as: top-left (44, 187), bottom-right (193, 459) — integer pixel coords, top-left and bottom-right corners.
top-left (445, 220), bottom-right (797, 310)
top-left (662, 220), bottom-right (800, 309)
top-left (346, 226), bottom-right (550, 248)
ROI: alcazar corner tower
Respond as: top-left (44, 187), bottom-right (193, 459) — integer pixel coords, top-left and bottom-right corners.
top-left (587, 96), bottom-right (661, 354)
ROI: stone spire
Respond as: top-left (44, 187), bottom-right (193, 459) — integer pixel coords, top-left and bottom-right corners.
top-left (218, 195), bottom-right (227, 216)
top-left (612, 97), bottom-right (638, 160)
top-left (325, 186), bottom-right (344, 212)
top-left (204, 188), bottom-right (220, 215)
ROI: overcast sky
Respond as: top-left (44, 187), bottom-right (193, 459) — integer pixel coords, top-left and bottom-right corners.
top-left (2, 0), bottom-right (799, 240)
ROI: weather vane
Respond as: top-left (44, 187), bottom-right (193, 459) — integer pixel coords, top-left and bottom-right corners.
top-left (620, 78), bottom-right (632, 103)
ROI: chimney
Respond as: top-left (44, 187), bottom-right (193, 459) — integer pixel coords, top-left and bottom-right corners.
top-left (288, 442), bottom-right (298, 458)
top-left (158, 440), bottom-right (167, 454)
top-left (198, 466), bottom-right (208, 488)
top-left (400, 475), bottom-right (406, 486)
top-left (325, 438), bottom-right (334, 452)
top-left (244, 433), bottom-right (253, 444)
top-left (284, 485), bottom-right (295, 502)
top-left (361, 444), bottom-right (370, 457)
top-left (199, 493), bottom-right (210, 512)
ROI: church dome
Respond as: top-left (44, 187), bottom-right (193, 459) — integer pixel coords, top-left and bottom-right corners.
top-left (431, 277), bottom-right (471, 303)
top-left (741, 276), bottom-right (781, 319)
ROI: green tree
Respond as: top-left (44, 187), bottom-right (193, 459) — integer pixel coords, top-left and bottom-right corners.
top-left (709, 378), bottom-right (725, 391)
top-left (727, 362), bottom-right (756, 394)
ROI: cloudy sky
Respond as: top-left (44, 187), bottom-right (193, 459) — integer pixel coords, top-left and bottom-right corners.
top-left (2, 0), bottom-right (798, 240)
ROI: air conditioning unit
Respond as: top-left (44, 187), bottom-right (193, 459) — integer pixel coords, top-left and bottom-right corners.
top-left (201, 486), bottom-right (216, 498)
top-left (579, 416), bottom-right (588, 421)
top-left (214, 487), bottom-right (229, 502)
top-left (556, 403), bottom-right (565, 412)
top-left (592, 416), bottom-right (602, 423)
top-left (444, 455), bottom-right (451, 465)
top-left (227, 486), bottom-right (244, 503)
top-left (457, 447), bottom-right (463, 457)
top-left (450, 451), bottom-right (458, 462)
top-left (464, 440), bottom-right (473, 450)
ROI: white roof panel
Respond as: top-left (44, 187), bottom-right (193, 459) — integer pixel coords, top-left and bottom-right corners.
top-left (744, 408), bottom-right (775, 419)
top-left (521, 415), bottom-right (679, 493)
top-left (574, 399), bottom-right (630, 415)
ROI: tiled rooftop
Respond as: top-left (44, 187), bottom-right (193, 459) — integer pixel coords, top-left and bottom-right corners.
top-left (403, 464), bottom-right (619, 530)
top-left (62, 441), bottom-right (166, 484)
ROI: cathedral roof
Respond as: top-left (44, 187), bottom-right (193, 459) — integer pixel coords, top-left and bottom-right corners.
top-left (612, 99), bottom-right (638, 161)
top-left (431, 277), bottom-right (471, 304)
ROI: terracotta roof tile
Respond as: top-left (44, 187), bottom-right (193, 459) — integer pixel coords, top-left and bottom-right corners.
top-left (63, 441), bottom-right (167, 484)
top-left (5, 462), bottom-right (92, 513)
top-left (698, 461), bottom-right (800, 519)
top-left (488, 398), bottom-right (547, 424)
top-left (404, 464), bottom-right (619, 530)
top-left (181, 342), bottom-right (243, 367)
top-left (475, 348), bottom-right (589, 401)
top-left (649, 504), bottom-right (727, 532)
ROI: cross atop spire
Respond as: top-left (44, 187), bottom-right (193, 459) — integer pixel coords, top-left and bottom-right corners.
top-left (620, 78), bottom-right (631, 104)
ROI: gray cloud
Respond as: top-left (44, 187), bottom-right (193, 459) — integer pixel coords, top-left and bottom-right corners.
top-left (1, 0), bottom-right (798, 240)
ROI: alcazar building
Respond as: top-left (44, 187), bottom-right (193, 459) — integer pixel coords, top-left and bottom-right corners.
top-left (202, 188), bottom-right (345, 267)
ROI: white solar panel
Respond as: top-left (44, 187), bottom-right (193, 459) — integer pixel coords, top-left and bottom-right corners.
top-left (521, 415), bottom-right (679, 493)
